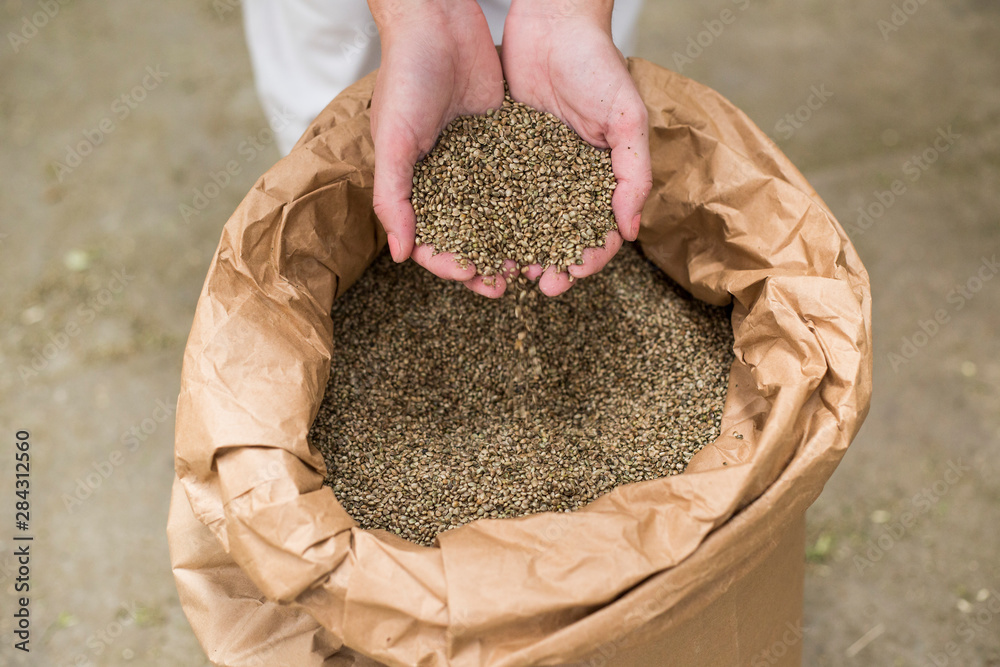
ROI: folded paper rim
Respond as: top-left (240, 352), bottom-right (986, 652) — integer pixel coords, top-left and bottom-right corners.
top-left (170, 58), bottom-right (872, 667)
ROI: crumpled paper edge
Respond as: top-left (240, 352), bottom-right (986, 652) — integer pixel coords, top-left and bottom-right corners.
top-left (169, 59), bottom-right (872, 667)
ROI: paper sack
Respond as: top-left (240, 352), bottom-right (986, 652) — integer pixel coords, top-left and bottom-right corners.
top-left (168, 58), bottom-right (872, 667)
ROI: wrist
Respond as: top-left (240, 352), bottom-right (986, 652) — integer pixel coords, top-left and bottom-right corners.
top-left (508, 0), bottom-right (613, 23)
top-left (369, 0), bottom-right (482, 38)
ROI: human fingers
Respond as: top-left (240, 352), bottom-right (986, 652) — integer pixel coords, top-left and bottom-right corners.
top-left (567, 228), bottom-right (623, 279)
top-left (606, 93), bottom-right (651, 242)
top-left (538, 266), bottom-right (574, 297)
top-left (463, 274), bottom-right (508, 298)
top-left (371, 112), bottom-right (424, 262)
top-left (411, 243), bottom-right (478, 282)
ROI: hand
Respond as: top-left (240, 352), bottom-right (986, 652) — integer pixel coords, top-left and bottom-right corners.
top-left (368, 0), bottom-right (510, 297)
top-left (502, 0), bottom-right (651, 296)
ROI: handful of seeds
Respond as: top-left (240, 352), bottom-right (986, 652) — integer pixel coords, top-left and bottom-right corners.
top-left (411, 90), bottom-right (617, 276)
top-left (309, 244), bottom-right (734, 546)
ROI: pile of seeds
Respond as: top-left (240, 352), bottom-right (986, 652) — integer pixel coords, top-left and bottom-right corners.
top-left (411, 90), bottom-right (617, 276)
top-left (309, 243), bottom-right (734, 546)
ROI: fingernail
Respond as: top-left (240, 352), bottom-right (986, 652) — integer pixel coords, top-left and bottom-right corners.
top-left (631, 214), bottom-right (642, 240)
top-left (387, 233), bottom-right (402, 262)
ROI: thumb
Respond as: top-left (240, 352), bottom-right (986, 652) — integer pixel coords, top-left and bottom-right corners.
top-left (372, 118), bottom-right (423, 262)
top-left (606, 96), bottom-right (651, 242)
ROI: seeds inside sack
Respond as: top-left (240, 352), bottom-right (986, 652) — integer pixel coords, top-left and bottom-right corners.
top-left (309, 244), bottom-right (734, 546)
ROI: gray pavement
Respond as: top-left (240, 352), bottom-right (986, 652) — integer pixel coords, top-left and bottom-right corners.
top-left (0, 0), bottom-right (997, 665)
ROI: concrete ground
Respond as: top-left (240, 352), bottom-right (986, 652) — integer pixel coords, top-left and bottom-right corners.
top-left (0, 0), bottom-right (996, 665)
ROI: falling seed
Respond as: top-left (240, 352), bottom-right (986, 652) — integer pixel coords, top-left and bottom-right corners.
top-left (308, 244), bottom-right (734, 546)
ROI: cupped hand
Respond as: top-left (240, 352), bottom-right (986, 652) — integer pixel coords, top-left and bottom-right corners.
top-left (368, 0), bottom-right (506, 294)
top-left (501, 0), bottom-right (652, 296)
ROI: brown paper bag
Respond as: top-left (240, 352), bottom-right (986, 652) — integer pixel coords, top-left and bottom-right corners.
top-left (168, 58), bottom-right (872, 667)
